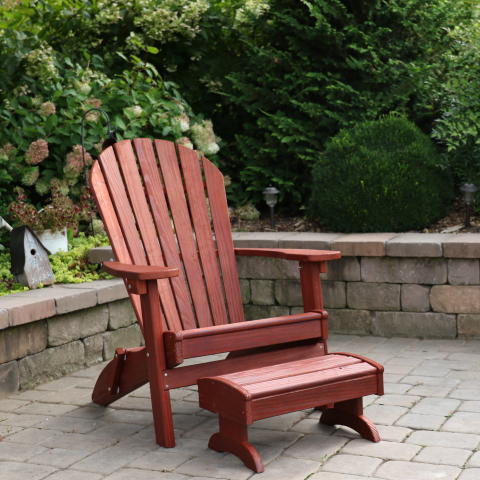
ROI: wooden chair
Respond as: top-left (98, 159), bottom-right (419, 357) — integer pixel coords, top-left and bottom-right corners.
top-left (90, 139), bottom-right (353, 449)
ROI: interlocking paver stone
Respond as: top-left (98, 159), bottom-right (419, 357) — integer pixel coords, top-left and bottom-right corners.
top-left (406, 430), bottom-right (480, 449)
top-left (406, 385), bottom-right (452, 397)
top-left (395, 413), bottom-right (447, 430)
top-left (283, 435), bottom-right (349, 461)
top-left (459, 401), bottom-right (480, 413)
top-left (320, 453), bottom-right (382, 475)
top-left (449, 389), bottom-right (480, 401)
top-left (342, 439), bottom-right (421, 460)
top-left (374, 394), bottom-right (420, 408)
top-left (362, 405), bottom-right (408, 425)
top-left (28, 448), bottom-right (90, 468)
top-left (104, 469), bottom-right (188, 480)
top-left (4, 427), bottom-right (63, 445)
top-left (459, 470), bottom-right (480, 480)
top-left (413, 446), bottom-right (472, 467)
top-left (442, 412), bottom-right (480, 434)
top-left (410, 397), bottom-right (461, 416)
top-left (375, 460), bottom-right (461, 480)
top-left (0, 461), bottom-right (56, 479)
top-left (128, 451), bottom-right (192, 471)
top-left (253, 457), bottom-right (320, 480)
top-left (44, 471), bottom-right (104, 480)
top-left (0, 442), bottom-right (47, 462)
top-left (40, 432), bottom-right (117, 453)
top-left (174, 456), bottom-right (252, 480)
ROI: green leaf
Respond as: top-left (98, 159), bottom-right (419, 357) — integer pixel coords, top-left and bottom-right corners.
top-left (147, 46), bottom-right (159, 54)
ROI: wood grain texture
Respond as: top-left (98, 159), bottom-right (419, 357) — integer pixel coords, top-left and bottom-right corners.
top-left (134, 138), bottom-right (196, 330)
top-left (182, 319), bottom-right (322, 358)
top-left (92, 346), bottom-right (149, 406)
top-left (89, 160), bottom-right (143, 330)
top-left (166, 342), bottom-right (325, 389)
top-left (155, 139), bottom-right (213, 328)
top-left (178, 146), bottom-right (228, 326)
top-left (321, 397), bottom-right (381, 442)
top-left (209, 417), bottom-right (264, 473)
top-left (203, 157), bottom-right (244, 323)
top-left (141, 279), bottom-right (175, 448)
top-left (300, 261), bottom-right (324, 312)
top-left (102, 261), bottom-right (179, 281)
top-left (109, 348), bottom-right (126, 395)
top-left (114, 140), bottom-right (182, 331)
top-left (234, 248), bottom-right (341, 262)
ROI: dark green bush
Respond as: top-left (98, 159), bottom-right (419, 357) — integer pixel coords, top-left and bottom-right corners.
top-left (309, 116), bottom-right (453, 232)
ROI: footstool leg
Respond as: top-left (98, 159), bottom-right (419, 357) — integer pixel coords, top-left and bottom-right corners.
top-left (208, 416), bottom-right (264, 473)
top-left (320, 397), bottom-right (380, 442)
top-left (314, 403), bottom-right (334, 412)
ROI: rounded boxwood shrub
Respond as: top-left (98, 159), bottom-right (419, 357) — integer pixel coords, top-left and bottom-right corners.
top-left (309, 116), bottom-right (453, 232)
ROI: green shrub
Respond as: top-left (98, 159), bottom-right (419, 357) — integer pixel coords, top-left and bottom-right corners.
top-left (309, 116), bottom-right (454, 233)
top-left (226, 0), bottom-right (476, 210)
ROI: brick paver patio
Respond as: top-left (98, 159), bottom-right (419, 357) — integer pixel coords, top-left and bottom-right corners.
top-left (1, 335), bottom-right (480, 479)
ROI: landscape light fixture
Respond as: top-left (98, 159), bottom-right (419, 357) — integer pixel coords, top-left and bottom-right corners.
top-left (263, 184), bottom-right (279, 229)
top-left (460, 183), bottom-right (478, 228)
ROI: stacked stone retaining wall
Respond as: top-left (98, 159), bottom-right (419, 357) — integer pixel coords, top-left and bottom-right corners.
top-left (0, 279), bottom-right (142, 398)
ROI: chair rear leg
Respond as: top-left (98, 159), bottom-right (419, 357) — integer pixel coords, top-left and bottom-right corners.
top-left (320, 397), bottom-right (380, 442)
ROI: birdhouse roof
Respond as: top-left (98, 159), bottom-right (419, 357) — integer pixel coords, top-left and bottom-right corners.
top-left (10, 226), bottom-right (51, 275)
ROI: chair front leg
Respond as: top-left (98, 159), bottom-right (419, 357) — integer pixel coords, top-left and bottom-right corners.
top-left (140, 279), bottom-right (175, 448)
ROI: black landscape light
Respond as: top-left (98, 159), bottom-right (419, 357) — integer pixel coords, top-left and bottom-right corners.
top-left (460, 183), bottom-right (478, 228)
top-left (263, 184), bottom-right (279, 229)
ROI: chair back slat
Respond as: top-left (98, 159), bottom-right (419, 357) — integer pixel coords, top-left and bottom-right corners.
top-left (154, 140), bottom-right (214, 328)
top-left (113, 140), bottom-right (182, 332)
top-left (98, 146), bottom-right (147, 266)
top-left (203, 157), bottom-right (245, 323)
top-left (133, 138), bottom-right (197, 330)
top-left (90, 161), bottom-right (143, 330)
top-left (178, 146), bottom-right (228, 326)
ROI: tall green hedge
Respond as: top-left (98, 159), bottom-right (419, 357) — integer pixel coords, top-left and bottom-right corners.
top-left (309, 116), bottom-right (453, 232)
top-left (227, 0), bottom-right (475, 209)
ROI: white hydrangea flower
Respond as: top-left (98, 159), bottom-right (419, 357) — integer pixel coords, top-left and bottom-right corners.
top-left (190, 120), bottom-right (220, 157)
top-left (126, 105), bottom-right (143, 118)
top-left (235, 0), bottom-right (270, 25)
top-left (173, 113), bottom-right (190, 132)
top-left (74, 81), bottom-right (92, 95)
top-left (24, 45), bottom-right (58, 82)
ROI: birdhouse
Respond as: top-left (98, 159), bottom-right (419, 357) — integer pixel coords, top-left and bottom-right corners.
top-left (10, 226), bottom-right (55, 289)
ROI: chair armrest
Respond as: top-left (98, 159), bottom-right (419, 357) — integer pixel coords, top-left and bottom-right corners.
top-left (102, 261), bottom-right (179, 281)
top-left (234, 248), bottom-right (341, 262)
top-left (164, 311), bottom-right (326, 368)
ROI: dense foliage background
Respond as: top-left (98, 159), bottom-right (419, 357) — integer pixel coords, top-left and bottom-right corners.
top-left (1, 0), bottom-right (479, 233)
top-left (310, 115), bottom-right (454, 232)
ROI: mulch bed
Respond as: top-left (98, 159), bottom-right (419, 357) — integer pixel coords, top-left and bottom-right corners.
top-left (232, 195), bottom-right (480, 234)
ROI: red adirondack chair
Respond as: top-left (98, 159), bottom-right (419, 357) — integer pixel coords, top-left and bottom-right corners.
top-left (89, 139), bottom-right (361, 449)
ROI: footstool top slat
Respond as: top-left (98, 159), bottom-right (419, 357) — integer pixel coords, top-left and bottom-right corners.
top-left (215, 354), bottom-right (362, 387)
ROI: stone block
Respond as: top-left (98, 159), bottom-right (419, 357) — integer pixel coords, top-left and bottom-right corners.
top-left (0, 295), bottom-right (56, 328)
top-left (347, 282), bottom-right (400, 311)
top-left (18, 341), bottom-right (85, 389)
top-left (458, 315), bottom-right (480, 339)
top-left (236, 256), bottom-right (299, 280)
top-left (10, 285), bottom-right (97, 315)
top-left (322, 281), bottom-right (347, 309)
top-left (0, 361), bottom-right (19, 399)
top-left (386, 233), bottom-right (452, 257)
top-left (401, 284), bottom-right (431, 312)
top-left (48, 305), bottom-right (109, 347)
top-left (275, 280), bottom-right (302, 307)
top-left (278, 232), bottom-right (342, 250)
top-left (83, 333), bottom-right (104, 365)
top-left (327, 309), bottom-right (370, 335)
top-left (0, 309), bottom-right (8, 330)
top-left (61, 279), bottom-right (128, 304)
top-left (0, 320), bottom-right (47, 364)
top-left (448, 259), bottom-right (480, 285)
top-left (290, 307), bottom-right (304, 315)
top-left (321, 257), bottom-right (361, 282)
top-left (444, 234), bottom-right (480, 258)
top-left (243, 305), bottom-right (290, 322)
top-left (431, 286), bottom-right (480, 313)
top-left (331, 233), bottom-right (398, 256)
top-left (103, 324), bottom-right (142, 360)
top-left (89, 246), bottom-right (115, 264)
top-left (232, 232), bottom-right (291, 248)
top-left (108, 299), bottom-right (136, 330)
top-left (250, 280), bottom-right (275, 306)
top-left (371, 312), bottom-right (457, 338)
top-left (362, 257), bottom-right (448, 284)
top-left (239, 279), bottom-right (250, 304)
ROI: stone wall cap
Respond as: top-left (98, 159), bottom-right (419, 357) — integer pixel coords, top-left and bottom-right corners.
top-left (279, 232), bottom-right (342, 250)
top-left (386, 233), bottom-right (454, 258)
top-left (444, 234), bottom-right (480, 259)
top-left (331, 233), bottom-right (399, 256)
top-left (232, 232), bottom-right (296, 248)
